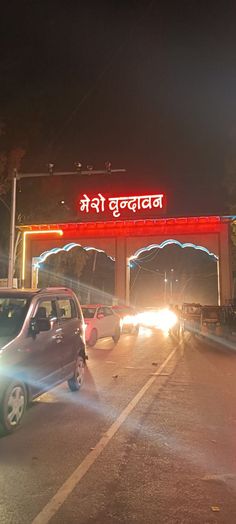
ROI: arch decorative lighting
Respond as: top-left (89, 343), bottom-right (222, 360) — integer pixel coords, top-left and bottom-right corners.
top-left (22, 229), bottom-right (63, 282)
top-left (34, 242), bottom-right (115, 268)
top-left (129, 239), bottom-right (218, 261)
top-left (34, 238), bottom-right (218, 271)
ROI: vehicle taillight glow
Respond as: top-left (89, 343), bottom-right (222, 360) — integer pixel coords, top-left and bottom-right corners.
top-left (137, 308), bottom-right (177, 332)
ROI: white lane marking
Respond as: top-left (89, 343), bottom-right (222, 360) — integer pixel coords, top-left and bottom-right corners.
top-left (32, 345), bottom-right (178, 524)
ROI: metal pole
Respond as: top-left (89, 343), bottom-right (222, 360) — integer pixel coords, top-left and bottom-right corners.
top-left (126, 257), bottom-right (131, 306)
top-left (8, 170), bottom-right (17, 287)
top-left (87, 250), bottom-right (98, 303)
top-left (170, 268), bottom-right (174, 303)
top-left (18, 168), bottom-right (126, 179)
top-left (13, 230), bottom-right (21, 272)
top-left (217, 259), bottom-right (221, 305)
top-left (164, 271), bottom-right (167, 304)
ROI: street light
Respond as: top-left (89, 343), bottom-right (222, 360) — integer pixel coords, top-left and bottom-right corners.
top-left (7, 164), bottom-right (126, 288)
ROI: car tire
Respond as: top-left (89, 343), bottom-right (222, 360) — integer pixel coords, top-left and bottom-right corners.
top-left (112, 326), bottom-right (121, 343)
top-left (68, 355), bottom-right (85, 392)
top-left (88, 328), bottom-right (98, 347)
top-left (0, 381), bottom-right (27, 433)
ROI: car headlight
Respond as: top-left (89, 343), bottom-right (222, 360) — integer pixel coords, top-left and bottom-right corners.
top-left (123, 315), bottom-right (136, 325)
top-left (155, 309), bottom-right (177, 331)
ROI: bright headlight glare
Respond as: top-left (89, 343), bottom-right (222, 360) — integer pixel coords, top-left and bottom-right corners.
top-left (123, 315), bottom-right (137, 325)
top-left (137, 308), bottom-right (177, 332)
top-left (155, 309), bottom-right (177, 331)
top-left (137, 311), bottom-right (158, 327)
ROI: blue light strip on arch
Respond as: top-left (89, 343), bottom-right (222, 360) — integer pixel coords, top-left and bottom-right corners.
top-left (34, 238), bottom-right (218, 269)
top-left (130, 239), bottom-right (218, 261)
top-left (33, 242), bottom-right (115, 268)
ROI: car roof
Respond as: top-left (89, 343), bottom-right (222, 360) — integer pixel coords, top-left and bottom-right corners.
top-left (183, 303), bottom-right (201, 307)
top-left (0, 289), bottom-right (36, 299)
top-left (81, 304), bottom-right (111, 308)
top-left (112, 305), bottom-right (133, 308)
top-left (0, 287), bottom-right (75, 298)
top-left (202, 305), bottom-right (220, 310)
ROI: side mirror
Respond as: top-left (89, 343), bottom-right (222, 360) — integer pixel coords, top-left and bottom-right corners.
top-left (97, 313), bottom-right (104, 319)
top-left (30, 317), bottom-right (51, 335)
top-left (38, 318), bottom-right (51, 331)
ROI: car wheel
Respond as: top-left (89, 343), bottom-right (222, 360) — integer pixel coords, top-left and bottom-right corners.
top-left (68, 355), bottom-right (85, 392)
top-left (88, 328), bottom-right (98, 347)
top-left (0, 381), bottom-right (27, 433)
top-left (112, 326), bottom-right (121, 343)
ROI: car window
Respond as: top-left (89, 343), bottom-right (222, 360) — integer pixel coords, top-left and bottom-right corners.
top-left (114, 307), bottom-right (132, 316)
top-left (57, 298), bottom-right (77, 320)
top-left (0, 296), bottom-right (30, 337)
top-left (36, 300), bottom-right (58, 321)
top-left (81, 307), bottom-right (96, 318)
top-left (97, 307), bottom-right (106, 316)
top-left (203, 310), bottom-right (219, 320)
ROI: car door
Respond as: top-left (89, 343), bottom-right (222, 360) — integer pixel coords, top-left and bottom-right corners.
top-left (96, 307), bottom-right (107, 338)
top-left (26, 298), bottom-right (63, 396)
top-left (56, 296), bottom-right (84, 379)
top-left (104, 307), bottom-right (118, 336)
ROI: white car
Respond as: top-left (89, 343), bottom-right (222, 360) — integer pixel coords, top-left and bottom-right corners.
top-left (81, 305), bottom-right (121, 347)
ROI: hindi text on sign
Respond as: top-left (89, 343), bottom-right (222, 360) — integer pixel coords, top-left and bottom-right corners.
top-left (79, 193), bottom-right (164, 218)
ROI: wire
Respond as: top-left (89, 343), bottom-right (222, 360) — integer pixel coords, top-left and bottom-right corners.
top-left (132, 247), bottom-right (161, 264)
top-left (132, 262), bottom-right (217, 279)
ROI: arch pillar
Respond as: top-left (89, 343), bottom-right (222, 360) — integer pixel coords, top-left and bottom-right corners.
top-left (218, 222), bottom-right (233, 304)
top-left (115, 238), bottom-right (130, 304)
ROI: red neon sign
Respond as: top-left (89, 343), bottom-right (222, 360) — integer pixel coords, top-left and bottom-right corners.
top-left (79, 193), bottom-right (165, 218)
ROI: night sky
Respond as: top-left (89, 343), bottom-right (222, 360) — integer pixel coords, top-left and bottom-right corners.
top-left (1, 1), bottom-right (236, 216)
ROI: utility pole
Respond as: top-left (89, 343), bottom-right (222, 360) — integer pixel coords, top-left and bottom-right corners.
top-left (7, 164), bottom-right (125, 288)
top-left (87, 250), bottom-right (98, 303)
top-left (164, 271), bottom-right (167, 304)
top-left (7, 170), bottom-right (17, 287)
top-left (170, 268), bottom-right (174, 303)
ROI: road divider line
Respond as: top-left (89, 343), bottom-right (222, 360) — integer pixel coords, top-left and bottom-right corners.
top-left (32, 345), bottom-right (178, 524)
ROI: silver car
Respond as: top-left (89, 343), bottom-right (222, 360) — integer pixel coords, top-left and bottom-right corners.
top-left (0, 287), bottom-right (86, 433)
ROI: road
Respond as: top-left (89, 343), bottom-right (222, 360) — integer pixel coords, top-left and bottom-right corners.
top-left (1, 328), bottom-right (236, 524)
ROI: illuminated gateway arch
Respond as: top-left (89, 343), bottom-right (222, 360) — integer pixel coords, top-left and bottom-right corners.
top-left (19, 191), bottom-right (234, 305)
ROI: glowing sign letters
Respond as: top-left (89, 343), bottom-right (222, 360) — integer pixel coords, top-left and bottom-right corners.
top-left (79, 193), bottom-right (164, 218)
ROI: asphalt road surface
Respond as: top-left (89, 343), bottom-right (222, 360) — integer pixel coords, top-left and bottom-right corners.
top-left (1, 328), bottom-right (236, 524)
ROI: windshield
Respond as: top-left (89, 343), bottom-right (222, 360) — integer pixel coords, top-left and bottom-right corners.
top-left (82, 307), bottom-right (96, 319)
top-left (114, 307), bottom-right (134, 316)
top-left (182, 304), bottom-right (201, 315)
top-left (202, 308), bottom-right (220, 320)
top-left (0, 296), bottom-right (30, 338)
